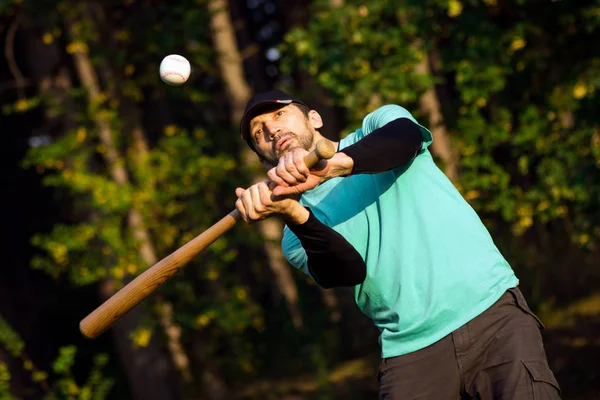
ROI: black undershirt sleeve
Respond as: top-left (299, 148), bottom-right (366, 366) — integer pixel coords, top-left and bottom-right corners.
top-left (284, 118), bottom-right (423, 288)
top-left (340, 117), bottom-right (423, 174)
top-left (286, 209), bottom-right (366, 289)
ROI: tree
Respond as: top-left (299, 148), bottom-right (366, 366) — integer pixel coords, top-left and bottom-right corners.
top-left (280, 0), bottom-right (600, 306)
top-left (208, 0), bottom-right (304, 332)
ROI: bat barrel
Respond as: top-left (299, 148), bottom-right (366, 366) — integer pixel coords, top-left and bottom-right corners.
top-left (80, 210), bottom-right (240, 339)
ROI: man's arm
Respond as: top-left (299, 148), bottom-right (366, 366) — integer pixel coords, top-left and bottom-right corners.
top-left (269, 118), bottom-right (424, 196)
top-left (339, 117), bottom-right (423, 174)
top-left (285, 208), bottom-right (366, 289)
top-left (234, 182), bottom-right (365, 288)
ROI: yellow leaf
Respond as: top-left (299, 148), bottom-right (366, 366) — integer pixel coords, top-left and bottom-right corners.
top-left (66, 41), bottom-right (89, 54)
top-left (42, 33), bottom-right (53, 45)
top-left (196, 314), bottom-right (211, 327)
top-left (113, 268), bottom-right (125, 279)
top-left (67, 381), bottom-right (79, 395)
top-left (252, 316), bottom-right (265, 332)
top-left (96, 144), bottom-right (107, 154)
top-left (124, 64), bottom-right (135, 76)
top-left (51, 244), bottom-right (68, 265)
top-left (76, 127), bottom-right (87, 143)
top-left (518, 216), bottom-right (533, 229)
top-left (462, 145), bottom-right (476, 156)
top-left (516, 205), bottom-right (533, 217)
top-left (194, 129), bottom-right (205, 140)
top-left (448, 0), bottom-right (463, 17)
top-left (236, 288), bottom-right (248, 301)
top-left (510, 38), bottom-right (526, 52)
top-left (14, 98), bottom-right (29, 112)
top-left (464, 190), bottom-right (480, 201)
top-left (131, 328), bottom-right (152, 347)
top-left (206, 269), bottom-right (219, 281)
top-left (573, 82), bottom-right (587, 99)
top-left (23, 360), bottom-right (33, 371)
top-left (537, 200), bottom-right (550, 212)
top-left (127, 264), bottom-right (137, 275)
top-left (164, 125), bottom-right (178, 136)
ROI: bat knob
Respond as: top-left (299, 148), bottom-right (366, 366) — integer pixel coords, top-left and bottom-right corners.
top-left (314, 139), bottom-right (336, 160)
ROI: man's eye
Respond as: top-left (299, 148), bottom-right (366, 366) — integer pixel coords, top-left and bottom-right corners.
top-left (254, 129), bottom-right (262, 138)
top-left (277, 110), bottom-right (284, 116)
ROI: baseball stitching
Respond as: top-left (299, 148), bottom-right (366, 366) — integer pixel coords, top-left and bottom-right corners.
top-left (166, 56), bottom-right (188, 65)
top-left (161, 72), bottom-right (186, 82)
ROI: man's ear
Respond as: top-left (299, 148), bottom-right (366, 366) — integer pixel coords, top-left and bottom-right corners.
top-left (308, 110), bottom-right (324, 130)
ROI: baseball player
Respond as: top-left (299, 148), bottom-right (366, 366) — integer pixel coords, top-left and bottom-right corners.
top-left (234, 89), bottom-right (561, 399)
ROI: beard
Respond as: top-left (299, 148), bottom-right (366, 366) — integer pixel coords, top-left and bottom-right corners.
top-left (266, 128), bottom-right (315, 165)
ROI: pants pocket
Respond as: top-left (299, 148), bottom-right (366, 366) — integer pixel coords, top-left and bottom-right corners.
top-left (522, 360), bottom-right (562, 399)
top-left (508, 287), bottom-right (546, 329)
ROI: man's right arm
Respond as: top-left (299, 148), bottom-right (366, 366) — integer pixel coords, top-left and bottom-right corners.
top-left (235, 183), bottom-right (366, 289)
top-left (284, 207), bottom-right (366, 289)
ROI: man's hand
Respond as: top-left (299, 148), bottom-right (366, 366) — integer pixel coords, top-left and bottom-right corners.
top-left (267, 148), bottom-right (354, 196)
top-left (235, 180), bottom-right (309, 224)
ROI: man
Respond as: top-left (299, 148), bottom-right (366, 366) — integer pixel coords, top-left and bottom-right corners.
top-left (234, 89), bottom-right (561, 399)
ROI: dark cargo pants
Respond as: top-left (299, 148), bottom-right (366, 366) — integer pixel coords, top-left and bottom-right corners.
top-left (378, 287), bottom-right (561, 399)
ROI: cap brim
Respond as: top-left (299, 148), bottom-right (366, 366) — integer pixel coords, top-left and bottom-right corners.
top-left (240, 99), bottom-right (294, 142)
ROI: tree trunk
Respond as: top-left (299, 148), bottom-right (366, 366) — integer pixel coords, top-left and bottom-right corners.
top-left (414, 48), bottom-right (460, 182)
top-left (209, 0), bottom-right (304, 330)
top-left (397, 12), bottom-right (460, 181)
top-left (82, 1), bottom-right (196, 388)
top-left (67, 21), bottom-right (180, 400)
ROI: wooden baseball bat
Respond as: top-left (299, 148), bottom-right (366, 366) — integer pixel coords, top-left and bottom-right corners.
top-left (79, 139), bottom-right (336, 339)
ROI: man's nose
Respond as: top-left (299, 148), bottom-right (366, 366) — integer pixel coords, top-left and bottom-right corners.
top-left (264, 122), bottom-right (281, 138)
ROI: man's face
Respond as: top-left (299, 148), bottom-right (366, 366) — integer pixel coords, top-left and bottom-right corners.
top-left (249, 104), bottom-right (322, 166)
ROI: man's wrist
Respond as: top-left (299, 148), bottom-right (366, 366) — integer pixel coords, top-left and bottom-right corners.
top-left (329, 152), bottom-right (354, 178)
top-left (280, 201), bottom-right (310, 225)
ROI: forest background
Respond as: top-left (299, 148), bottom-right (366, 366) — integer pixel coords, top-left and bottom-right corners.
top-left (1, 0), bottom-right (599, 399)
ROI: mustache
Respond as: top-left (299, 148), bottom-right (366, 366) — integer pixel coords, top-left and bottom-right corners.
top-left (272, 132), bottom-right (296, 150)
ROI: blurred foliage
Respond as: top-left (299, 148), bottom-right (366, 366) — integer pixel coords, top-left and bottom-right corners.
top-left (282, 0), bottom-right (600, 247)
top-left (282, 0), bottom-right (600, 277)
top-left (0, 0), bottom-right (599, 398)
top-left (1, 0), bottom-right (272, 396)
top-left (0, 315), bottom-right (113, 399)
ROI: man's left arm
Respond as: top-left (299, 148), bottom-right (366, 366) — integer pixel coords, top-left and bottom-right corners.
top-left (338, 117), bottom-right (423, 175)
top-left (269, 116), bottom-right (425, 196)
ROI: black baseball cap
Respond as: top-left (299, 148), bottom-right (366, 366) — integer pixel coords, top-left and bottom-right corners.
top-left (240, 89), bottom-right (309, 152)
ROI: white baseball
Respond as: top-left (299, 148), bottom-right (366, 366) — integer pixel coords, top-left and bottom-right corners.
top-left (159, 54), bottom-right (191, 86)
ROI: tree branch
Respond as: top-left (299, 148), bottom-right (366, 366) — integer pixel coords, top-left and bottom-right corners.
top-left (4, 13), bottom-right (26, 98)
